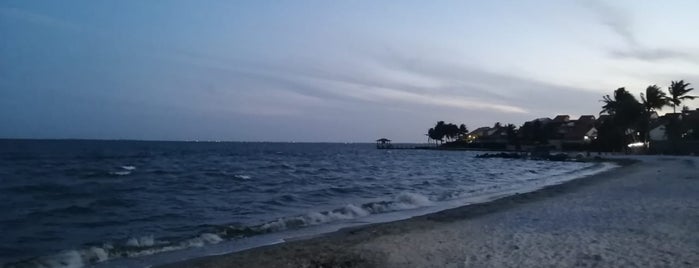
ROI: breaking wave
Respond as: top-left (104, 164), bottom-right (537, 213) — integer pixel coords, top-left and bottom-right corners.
top-left (4, 233), bottom-right (223, 268)
top-left (5, 192), bottom-right (433, 268)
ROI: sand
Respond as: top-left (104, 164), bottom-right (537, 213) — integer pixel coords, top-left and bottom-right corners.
top-left (160, 156), bottom-right (699, 268)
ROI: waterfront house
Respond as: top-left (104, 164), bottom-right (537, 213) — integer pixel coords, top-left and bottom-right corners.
top-left (468, 127), bottom-right (492, 142)
top-left (562, 115), bottom-right (597, 150)
top-left (649, 113), bottom-right (682, 141)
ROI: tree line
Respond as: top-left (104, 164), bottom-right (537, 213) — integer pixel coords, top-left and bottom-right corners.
top-left (425, 80), bottom-right (697, 152)
top-left (427, 121), bottom-right (468, 144)
top-left (596, 80), bottom-right (696, 151)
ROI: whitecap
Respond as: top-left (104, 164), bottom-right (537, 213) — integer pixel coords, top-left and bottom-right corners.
top-left (120, 166), bottom-right (136, 171)
top-left (198, 233), bottom-right (224, 244)
top-left (109, 171), bottom-right (131, 176)
top-left (86, 247), bottom-right (108, 263)
top-left (343, 204), bottom-right (370, 217)
top-left (393, 192), bottom-right (432, 208)
top-left (125, 235), bottom-right (155, 247)
top-left (361, 193), bottom-right (433, 213)
top-left (234, 174), bottom-right (251, 180)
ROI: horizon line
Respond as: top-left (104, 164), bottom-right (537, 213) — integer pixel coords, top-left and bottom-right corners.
top-left (0, 138), bottom-right (428, 144)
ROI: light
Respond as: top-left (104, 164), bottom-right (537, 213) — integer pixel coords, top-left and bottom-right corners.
top-left (583, 135), bottom-right (590, 140)
top-left (627, 142), bottom-right (644, 148)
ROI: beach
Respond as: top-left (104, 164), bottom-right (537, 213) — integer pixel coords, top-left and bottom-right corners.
top-left (160, 156), bottom-right (699, 268)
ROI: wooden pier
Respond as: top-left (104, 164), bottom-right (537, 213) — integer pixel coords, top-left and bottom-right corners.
top-left (376, 138), bottom-right (392, 149)
top-left (375, 138), bottom-right (428, 149)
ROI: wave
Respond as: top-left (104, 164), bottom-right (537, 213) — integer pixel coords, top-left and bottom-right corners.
top-left (104, 166), bottom-right (136, 176)
top-left (234, 174), bottom-right (251, 180)
top-left (108, 171), bottom-right (130, 176)
top-left (4, 192), bottom-right (433, 268)
top-left (224, 192), bottom-right (433, 235)
top-left (4, 233), bottom-right (224, 268)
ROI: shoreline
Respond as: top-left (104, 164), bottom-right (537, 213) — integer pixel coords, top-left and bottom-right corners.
top-left (159, 159), bottom-right (633, 268)
top-left (158, 157), bottom-right (699, 267)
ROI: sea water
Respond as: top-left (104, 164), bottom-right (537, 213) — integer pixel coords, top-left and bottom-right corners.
top-left (0, 140), bottom-right (616, 267)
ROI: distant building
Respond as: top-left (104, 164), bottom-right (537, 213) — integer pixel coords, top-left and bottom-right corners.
top-left (682, 109), bottom-right (699, 139)
top-left (549, 115), bottom-right (596, 150)
top-left (596, 114), bottom-right (612, 123)
top-left (551, 115), bottom-right (570, 123)
top-left (649, 121), bottom-right (669, 141)
top-left (562, 115), bottom-right (597, 150)
top-left (462, 109), bottom-right (697, 153)
top-left (468, 127), bottom-right (492, 141)
top-left (649, 109), bottom-right (699, 154)
top-left (470, 123), bottom-right (509, 143)
top-left (649, 113), bottom-right (682, 141)
top-left (486, 126), bottom-right (509, 143)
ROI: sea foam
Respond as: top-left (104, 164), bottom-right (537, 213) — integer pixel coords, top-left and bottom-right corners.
top-left (4, 233), bottom-right (225, 268)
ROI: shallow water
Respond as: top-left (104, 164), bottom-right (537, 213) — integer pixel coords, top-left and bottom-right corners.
top-left (0, 140), bottom-right (614, 267)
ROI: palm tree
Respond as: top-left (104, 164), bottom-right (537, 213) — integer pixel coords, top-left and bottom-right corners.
top-left (640, 85), bottom-right (669, 113)
top-left (600, 87), bottom-right (644, 150)
top-left (601, 87), bottom-right (629, 115)
top-left (428, 127), bottom-right (440, 146)
top-left (446, 123), bottom-right (459, 142)
top-left (601, 88), bottom-right (642, 117)
top-left (434, 121), bottom-right (446, 144)
top-left (639, 85), bottom-right (670, 142)
top-left (459, 124), bottom-right (468, 140)
top-left (505, 124), bottom-right (518, 148)
top-left (668, 80), bottom-right (696, 113)
top-left (426, 128), bottom-right (434, 145)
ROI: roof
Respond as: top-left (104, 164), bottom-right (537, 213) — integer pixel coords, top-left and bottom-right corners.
top-left (577, 115), bottom-right (596, 122)
top-left (552, 115), bottom-right (570, 123)
top-left (376, 138), bottom-right (391, 142)
top-left (490, 127), bottom-right (509, 137)
top-left (469, 127), bottom-right (492, 137)
top-left (597, 114), bottom-right (612, 123)
top-left (649, 119), bottom-right (667, 130)
top-left (663, 113), bottom-right (682, 121)
top-left (683, 109), bottom-right (699, 121)
top-left (649, 113), bottom-right (682, 130)
top-left (526, 117), bottom-right (551, 125)
top-left (564, 120), bottom-right (596, 140)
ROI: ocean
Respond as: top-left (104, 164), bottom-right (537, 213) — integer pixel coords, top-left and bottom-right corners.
top-left (0, 140), bottom-right (616, 267)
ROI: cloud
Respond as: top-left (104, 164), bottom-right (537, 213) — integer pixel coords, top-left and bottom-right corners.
top-left (609, 48), bottom-right (691, 61)
top-left (162, 46), bottom-right (604, 125)
top-left (257, 61), bottom-right (529, 114)
top-left (581, 0), bottom-right (696, 63)
top-left (582, 0), bottom-right (637, 46)
top-left (297, 74), bottom-right (529, 114)
top-left (242, 52), bottom-right (605, 117)
top-left (371, 86), bottom-right (528, 114)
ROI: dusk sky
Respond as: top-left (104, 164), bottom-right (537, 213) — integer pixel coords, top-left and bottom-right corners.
top-left (2, 0), bottom-right (698, 142)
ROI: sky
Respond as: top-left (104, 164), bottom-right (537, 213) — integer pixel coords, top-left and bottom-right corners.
top-left (1, 0), bottom-right (698, 142)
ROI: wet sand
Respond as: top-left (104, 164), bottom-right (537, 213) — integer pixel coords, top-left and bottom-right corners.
top-left (160, 156), bottom-right (699, 268)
